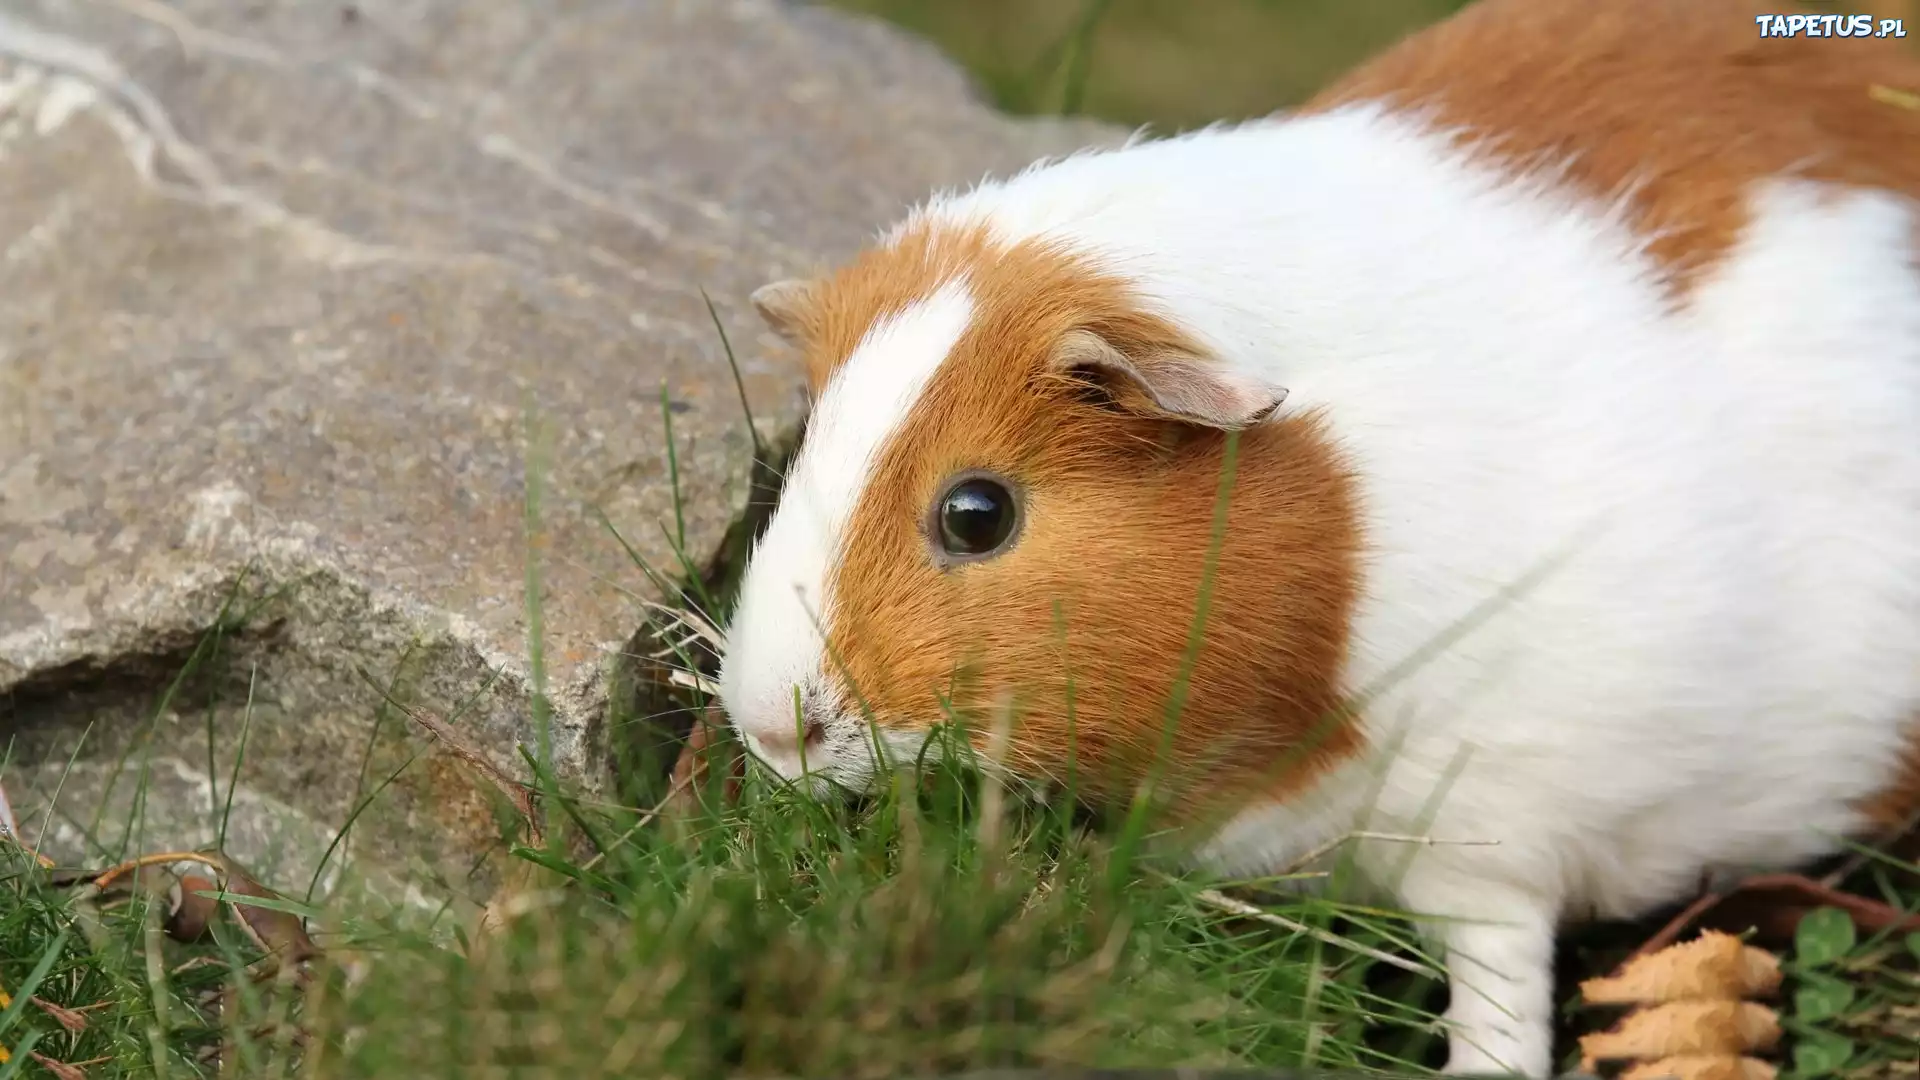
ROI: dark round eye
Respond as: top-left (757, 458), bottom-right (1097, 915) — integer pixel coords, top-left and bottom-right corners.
top-left (934, 474), bottom-right (1020, 560)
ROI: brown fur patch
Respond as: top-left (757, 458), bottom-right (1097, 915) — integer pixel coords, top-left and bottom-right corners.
top-left (1306, 0), bottom-right (1920, 294)
top-left (1857, 722), bottom-right (1920, 844)
top-left (775, 225), bottom-right (996, 393)
top-left (795, 224), bottom-right (1364, 823)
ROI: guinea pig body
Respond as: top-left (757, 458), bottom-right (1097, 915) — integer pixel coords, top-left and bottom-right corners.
top-left (717, 0), bottom-right (1920, 1074)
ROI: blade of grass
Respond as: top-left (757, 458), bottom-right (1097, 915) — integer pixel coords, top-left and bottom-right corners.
top-left (302, 645), bottom-right (504, 905)
top-left (1058, 0), bottom-right (1116, 114)
top-left (700, 286), bottom-right (765, 463)
top-left (142, 904), bottom-right (173, 1080)
top-left (0, 929), bottom-right (66, 1042)
top-left (515, 744), bottom-right (611, 858)
top-left (521, 403), bottom-right (559, 847)
top-left (659, 381), bottom-right (689, 556)
top-left (216, 663), bottom-right (259, 852)
top-left (0, 1031), bottom-right (39, 1078)
top-left (1113, 427), bottom-right (1242, 876)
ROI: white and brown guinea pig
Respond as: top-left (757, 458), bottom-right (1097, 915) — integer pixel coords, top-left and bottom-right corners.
top-left (717, 0), bottom-right (1920, 1074)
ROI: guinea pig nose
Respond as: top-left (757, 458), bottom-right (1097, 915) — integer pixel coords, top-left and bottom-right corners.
top-left (760, 714), bottom-right (825, 754)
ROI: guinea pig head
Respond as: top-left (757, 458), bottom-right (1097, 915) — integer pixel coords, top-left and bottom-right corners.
top-left (717, 226), bottom-right (1365, 821)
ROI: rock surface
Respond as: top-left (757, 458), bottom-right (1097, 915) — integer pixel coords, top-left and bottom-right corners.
top-left (0, 0), bottom-right (1117, 905)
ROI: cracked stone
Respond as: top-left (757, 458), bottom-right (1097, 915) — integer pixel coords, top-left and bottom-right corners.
top-left (0, 0), bottom-right (1121, 906)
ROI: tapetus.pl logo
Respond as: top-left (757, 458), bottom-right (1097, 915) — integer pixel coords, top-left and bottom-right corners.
top-left (1755, 12), bottom-right (1906, 37)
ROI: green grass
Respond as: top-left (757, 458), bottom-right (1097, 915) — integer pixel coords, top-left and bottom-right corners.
top-left (826, 0), bottom-right (1476, 131)
top-left (0, 746), bottom-right (1441, 1077)
top-left (824, 0), bottom-right (1917, 131)
top-left (0, 547), bottom-right (1446, 1079)
top-left (1785, 904), bottom-right (1920, 1077)
top-left (291, 749), bottom-right (1437, 1078)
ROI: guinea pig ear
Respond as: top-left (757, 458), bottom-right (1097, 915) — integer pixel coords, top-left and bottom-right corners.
top-left (749, 278), bottom-right (819, 347)
top-left (1050, 328), bottom-right (1288, 431)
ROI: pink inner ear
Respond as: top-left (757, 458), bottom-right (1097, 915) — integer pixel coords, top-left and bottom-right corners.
top-left (1052, 329), bottom-right (1286, 430)
top-left (1145, 354), bottom-right (1290, 429)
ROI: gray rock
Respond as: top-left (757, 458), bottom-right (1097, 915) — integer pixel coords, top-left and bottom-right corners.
top-left (0, 0), bottom-right (1119, 907)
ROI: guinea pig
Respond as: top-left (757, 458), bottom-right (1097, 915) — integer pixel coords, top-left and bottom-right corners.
top-left (716, 0), bottom-right (1920, 1074)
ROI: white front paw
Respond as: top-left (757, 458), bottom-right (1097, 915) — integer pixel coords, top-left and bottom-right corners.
top-left (1419, 888), bottom-right (1562, 1077)
top-left (1441, 1013), bottom-right (1553, 1077)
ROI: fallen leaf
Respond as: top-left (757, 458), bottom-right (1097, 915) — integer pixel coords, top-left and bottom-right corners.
top-left (1619, 1054), bottom-right (1777, 1080)
top-left (1579, 1000), bottom-right (1781, 1067)
top-left (664, 709), bottom-right (743, 818)
top-left (30, 1052), bottom-right (88, 1079)
top-left (165, 873), bottom-right (220, 942)
top-left (30, 996), bottom-right (88, 1034)
top-left (213, 857), bottom-right (321, 966)
top-left (1582, 931), bottom-right (1782, 1005)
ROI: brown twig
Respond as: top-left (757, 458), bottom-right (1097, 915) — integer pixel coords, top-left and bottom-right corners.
top-left (1279, 828), bottom-right (1502, 877)
top-left (30, 996), bottom-right (90, 1034)
top-left (29, 1052), bottom-right (89, 1079)
top-left (90, 850), bottom-right (229, 890)
top-left (578, 767), bottom-right (700, 875)
top-left (1630, 871), bottom-right (1920, 961)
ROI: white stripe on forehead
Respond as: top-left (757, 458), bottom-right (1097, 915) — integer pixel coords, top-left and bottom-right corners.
top-left (800, 277), bottom-right (978, 547)
top-left (718, 278), bottom-right (975, 736)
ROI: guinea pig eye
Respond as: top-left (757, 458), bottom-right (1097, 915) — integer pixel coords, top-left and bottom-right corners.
top-left (931, 472), bottom-right (1022, 563)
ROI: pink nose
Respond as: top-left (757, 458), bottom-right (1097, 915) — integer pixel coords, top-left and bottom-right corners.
top-left (756, 715), bottom-right (825, 755)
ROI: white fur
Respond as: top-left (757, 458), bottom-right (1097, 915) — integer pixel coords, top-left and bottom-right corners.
top-left (723, 104), bottom-right (1920, 1076)
top-left (719, 279), bottom-right (975, 784)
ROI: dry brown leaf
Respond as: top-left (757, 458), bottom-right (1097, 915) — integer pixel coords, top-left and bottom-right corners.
top-left (30, 995), bottom-right (89, 1034)
top-left (1579, 1000), bottom-right (1781, 1066)
top-left (215, 857), bottom-right (321, 967)
top-left (1619, 1054), bottom-right (1779, 1080)
top-left (83, 852), bottom-right (321, 965)
top-left (1577, 925), bottom-right (1805, 1078)
top-left (165, 873), bottom-right (221, 942)
top-left (1582, 931), bottom-right (1782, 1005)
top-left (29, 1052), bottom-right (88, 1080)
top-left (661, 709), bottom-right (743, 825)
